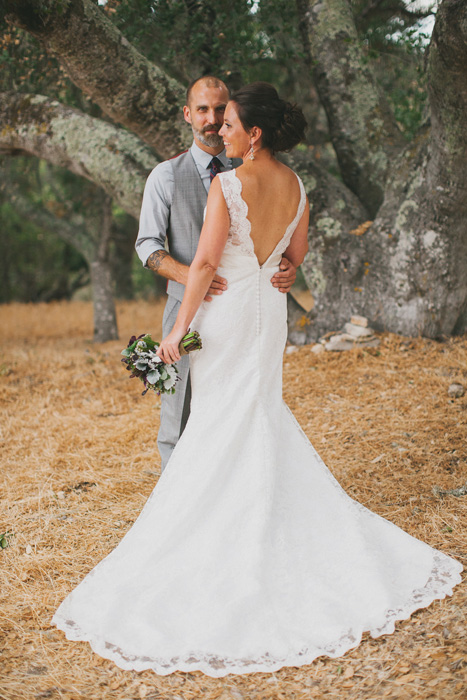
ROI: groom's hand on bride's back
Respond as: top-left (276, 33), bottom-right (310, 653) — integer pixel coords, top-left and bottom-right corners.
top-left (271, 257), bottom-right (296, 293)
top-left (205, 273), bottom-right (228, 302)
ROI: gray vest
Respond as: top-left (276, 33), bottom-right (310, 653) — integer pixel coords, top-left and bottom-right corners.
top-left (166, 151), bottom-right (242, 302)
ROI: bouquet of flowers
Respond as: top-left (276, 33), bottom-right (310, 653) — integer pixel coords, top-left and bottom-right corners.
top-left (121, 331), bottom-right (202, 396)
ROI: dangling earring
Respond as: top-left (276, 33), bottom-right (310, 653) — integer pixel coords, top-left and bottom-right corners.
top-left (249, 141), bottom-right (255, 161)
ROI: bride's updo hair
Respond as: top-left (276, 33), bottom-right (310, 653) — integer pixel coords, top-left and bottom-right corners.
top-left (231, 82), bottom-right (307, 153)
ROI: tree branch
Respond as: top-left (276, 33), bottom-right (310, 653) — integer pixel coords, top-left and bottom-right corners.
top-left (296, 0), bottom-right (404, 216)
top-left (0, 91), bottom-right (157, 217)
top-left (1, 0), bottom-right (191, 157)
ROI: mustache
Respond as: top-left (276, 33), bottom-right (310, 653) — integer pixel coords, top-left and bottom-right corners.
top-left (202, 125), bottom-right (220, 133)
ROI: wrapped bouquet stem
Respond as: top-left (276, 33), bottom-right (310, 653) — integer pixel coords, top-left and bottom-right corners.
top-left (178, 330), bottom-right (203, 356)
top-left (121, 331), bottom-right (202, 396)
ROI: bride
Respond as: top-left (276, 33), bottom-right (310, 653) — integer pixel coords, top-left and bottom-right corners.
top-left (53, 82), bottom-right (462, 677)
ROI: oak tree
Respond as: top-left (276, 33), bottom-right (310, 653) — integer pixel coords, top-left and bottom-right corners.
top-left (1, 0), bottom-right (465, 340)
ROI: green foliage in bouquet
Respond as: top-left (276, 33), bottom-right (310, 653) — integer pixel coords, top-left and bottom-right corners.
top-left (121, 332), bottom-right (202, 396)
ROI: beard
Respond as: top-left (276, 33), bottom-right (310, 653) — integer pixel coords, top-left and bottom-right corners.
top-left (192, 124), bottom-right (224, 149)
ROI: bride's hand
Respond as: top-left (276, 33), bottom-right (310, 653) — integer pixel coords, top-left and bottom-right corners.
top-left (157, 326), bottom-right (186, 364)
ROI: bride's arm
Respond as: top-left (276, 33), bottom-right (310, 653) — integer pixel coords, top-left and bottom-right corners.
top-left (283, 197), bottom-right (309, 268)
top-left (157, 177), bottom-right (230, 364)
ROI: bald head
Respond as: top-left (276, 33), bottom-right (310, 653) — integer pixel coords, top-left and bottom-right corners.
top-left (186, 76), bottom-right (230, 107)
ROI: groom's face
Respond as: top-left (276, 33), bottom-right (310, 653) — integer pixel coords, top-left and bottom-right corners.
top-left (184, 82), bottom-right (229, 153)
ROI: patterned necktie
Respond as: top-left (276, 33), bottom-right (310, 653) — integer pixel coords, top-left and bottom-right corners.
top-left (208, 156), bottom-right (222, 182)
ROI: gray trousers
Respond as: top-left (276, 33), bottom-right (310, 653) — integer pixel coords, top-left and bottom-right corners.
top-left (158, 296), bottom-right (192, 472)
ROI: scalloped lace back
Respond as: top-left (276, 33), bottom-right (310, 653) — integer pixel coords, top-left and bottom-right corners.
top-left (52, 165), bottom-right (462, 678)
top-left (218, 169), bottom-right (306, 264)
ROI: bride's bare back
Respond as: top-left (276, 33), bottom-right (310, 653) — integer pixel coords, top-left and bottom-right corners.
top-left (235, 162), bottom-right (302, 266)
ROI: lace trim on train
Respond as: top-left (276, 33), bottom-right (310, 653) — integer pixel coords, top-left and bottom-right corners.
top-left (53, 551), bottom-right (461, 678)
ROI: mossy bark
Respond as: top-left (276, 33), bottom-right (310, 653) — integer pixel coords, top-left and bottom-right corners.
top-left (296, 0), bottom-right (404, 216)
top-left (0, 92), bottom-right (156, 217)
top-left (90, 259), bottom-right (118, 342)
top-left (284, 151), bottom-right (369, 338)
top-left (1, 0), bottom-right (190, 157)
top-left (292, 0), bottom-right (467, 338)
top-left (341, 0), bottom-right (467, 337)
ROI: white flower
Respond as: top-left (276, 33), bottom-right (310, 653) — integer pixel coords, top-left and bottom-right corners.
top-left (163, 365), bottom-right (177, 390)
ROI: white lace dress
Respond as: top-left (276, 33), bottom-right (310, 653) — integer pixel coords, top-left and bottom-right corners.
top-left (52, 170), bottom-right (462, 677)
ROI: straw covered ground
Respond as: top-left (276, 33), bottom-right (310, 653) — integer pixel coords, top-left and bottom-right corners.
top-left (1, 300), bottom-right (466, 700)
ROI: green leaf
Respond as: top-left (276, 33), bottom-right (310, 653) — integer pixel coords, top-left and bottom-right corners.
top-left (142, 335), bottom-right (158, 349)
top-left (146, 370), bottom-right (160, 385)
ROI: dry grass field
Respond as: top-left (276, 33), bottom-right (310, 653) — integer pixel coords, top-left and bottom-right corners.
top-left (1, 300), bottom-right (466, 700)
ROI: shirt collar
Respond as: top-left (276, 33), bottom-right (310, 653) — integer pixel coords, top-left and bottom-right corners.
top-left (190, 142), bottom-right (230, 169)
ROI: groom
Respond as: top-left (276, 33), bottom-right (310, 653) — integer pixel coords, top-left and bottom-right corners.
top-left (135, 76), bottom-right (297, 471)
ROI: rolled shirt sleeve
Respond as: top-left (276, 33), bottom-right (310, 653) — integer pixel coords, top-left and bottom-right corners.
top-left (135, 160), bottom-right (174, 268)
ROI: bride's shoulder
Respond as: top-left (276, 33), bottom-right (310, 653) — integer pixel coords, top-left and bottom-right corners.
top-left (275, 162), bottom-right (305, 194)
top-left (277, 161), bottom-right (301, 180)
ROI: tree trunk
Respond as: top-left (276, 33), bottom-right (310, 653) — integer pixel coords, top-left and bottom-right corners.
top-left (284, 151), bottom-right (369, 337)
top-left (296, 0), bottom-right (404, 216)
top-left (89, 195), bottom-right (118, 342)
top-left (338, 0), bottom-right (467, 337)
top-left (90, 259), bottom-right (118, 342)
top-left (292, 0), bottom-right (467, 338)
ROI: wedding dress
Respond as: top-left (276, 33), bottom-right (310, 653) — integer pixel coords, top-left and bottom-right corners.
top-left (53, 170), bottom-right (462, 677)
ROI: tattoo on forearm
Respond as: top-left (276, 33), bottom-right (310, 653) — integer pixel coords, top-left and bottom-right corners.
top-left (147, 250), bottom-right (169, 272)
